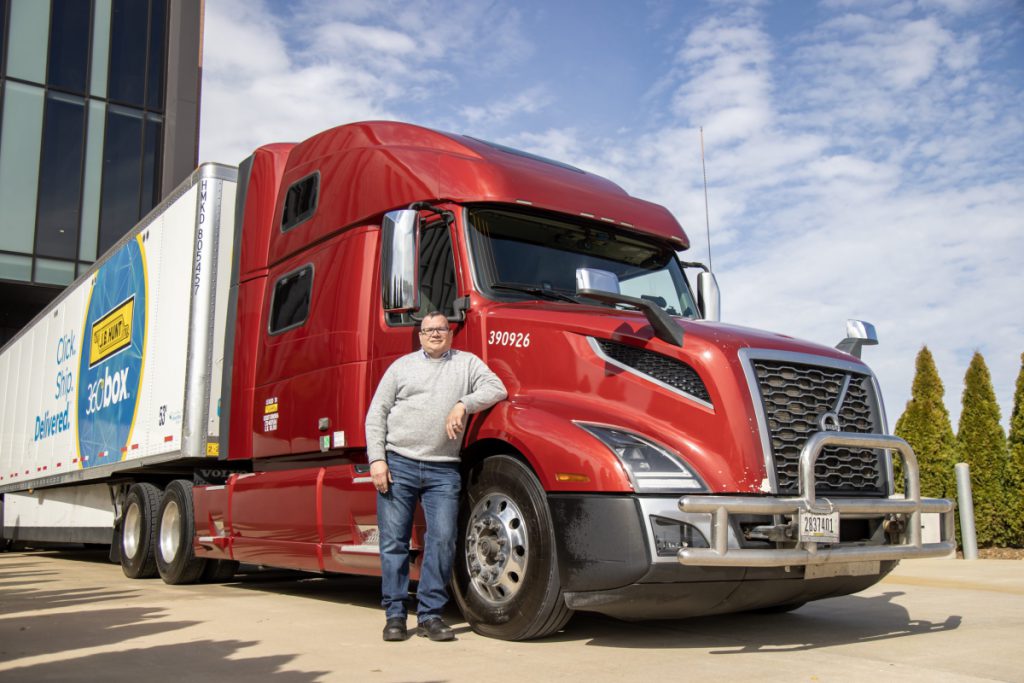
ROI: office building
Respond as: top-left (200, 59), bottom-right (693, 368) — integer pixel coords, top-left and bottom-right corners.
top-left (0, 0), bottom-right (202, 344)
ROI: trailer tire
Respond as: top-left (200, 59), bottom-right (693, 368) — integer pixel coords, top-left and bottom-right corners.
top-left (201, 560), bottom-right (239, 583)
top-left (452, 455), bottom-right (573, 641)
top-left (120, 483), bottom-right (161, 578)
top-left (156, 480), bottom-right (207, 585)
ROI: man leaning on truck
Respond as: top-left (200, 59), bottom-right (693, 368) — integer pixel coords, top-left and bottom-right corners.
top-left (364, 311), bottom-right (507, 642)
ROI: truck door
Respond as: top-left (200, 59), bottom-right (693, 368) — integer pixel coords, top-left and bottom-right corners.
top-left (369, 216), bottom-right (461, 384)
top-left (363, 216), bottom-right (460, 570)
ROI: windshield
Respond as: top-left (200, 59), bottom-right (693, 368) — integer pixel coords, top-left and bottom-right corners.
top-left (465, 207), bottom-right (699, 319)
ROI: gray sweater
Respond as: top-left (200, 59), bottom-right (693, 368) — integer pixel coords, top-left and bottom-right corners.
top-left (365, 349), bottom-right (508, 463)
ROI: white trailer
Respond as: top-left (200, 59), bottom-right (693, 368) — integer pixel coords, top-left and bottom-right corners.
top-left (1, 164), bottom-right (237, 546)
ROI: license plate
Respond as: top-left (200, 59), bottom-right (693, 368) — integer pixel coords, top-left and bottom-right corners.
top-left (799, 509), bottom-right (839, 543)
top-left (805, 561), bottom-right (880, 580)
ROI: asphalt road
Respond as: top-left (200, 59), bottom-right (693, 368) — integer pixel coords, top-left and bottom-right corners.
top-left (1, 549), bottom-right (1021, 682)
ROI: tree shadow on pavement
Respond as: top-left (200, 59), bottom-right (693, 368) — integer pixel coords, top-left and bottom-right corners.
top-left (0, 606), bottom-right (193, 662)
top-left (557, 590), bottom-right (962, 651)
top-left (0, 640), bottom-right (329, 682)
top-left (0, 558), bottom-right (330, 682)
top-left (0, 584), bottom-right (142, 616)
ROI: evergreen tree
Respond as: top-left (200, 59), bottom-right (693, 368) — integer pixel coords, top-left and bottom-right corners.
top-left (1005, 353), bottom-right (1024, 547)
top-left (894, 347), bottom-right (957, 499)
top-left (957, 352), bottom-right (1008, 547)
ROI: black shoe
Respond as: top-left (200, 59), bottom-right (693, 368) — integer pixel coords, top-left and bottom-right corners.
top-left (416, 618), bottom-right (455, 641)
top-left (383, 617), bottom-right (408, 642)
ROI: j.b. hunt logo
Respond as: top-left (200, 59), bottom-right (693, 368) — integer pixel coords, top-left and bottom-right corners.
top-left (89, 296), bottom-right (134, 367)
top-left (77, 237), bottom-right (147, 469)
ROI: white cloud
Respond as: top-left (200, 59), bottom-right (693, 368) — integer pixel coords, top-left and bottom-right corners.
top-left (649, 5), bottom-right (1024, 427)
top-left (671, 16), bottom-right (775, 139)
top-left (199, 0), bottom-right (535, 164)
top-left (199, 1), bottom-right (397, 164)
top-left (311, 22), bottom-right (418, 57)
top-left (461, 86), bottom-right (553, 125)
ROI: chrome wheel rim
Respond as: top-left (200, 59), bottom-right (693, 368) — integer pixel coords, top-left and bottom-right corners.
top-left (123, 501), bottom-right (141, 560)
top-left (465, 493), bottom-right (528, 605)
top-left (159, 500), bottom-right (181, 564)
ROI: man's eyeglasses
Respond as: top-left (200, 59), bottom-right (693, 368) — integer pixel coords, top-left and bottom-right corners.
top-left (419, 327), bottom-right (450, 336)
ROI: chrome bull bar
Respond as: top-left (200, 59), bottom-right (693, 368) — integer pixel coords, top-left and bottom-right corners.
top-left (677, 432), bottom-right (956, 567)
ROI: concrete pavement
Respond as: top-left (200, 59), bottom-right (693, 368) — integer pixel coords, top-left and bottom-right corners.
top-left (1, 549), bottom-right (1021, 682)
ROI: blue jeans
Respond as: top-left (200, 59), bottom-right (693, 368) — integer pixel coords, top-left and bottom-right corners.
top-left (377, 451), bottom-right (461, 623)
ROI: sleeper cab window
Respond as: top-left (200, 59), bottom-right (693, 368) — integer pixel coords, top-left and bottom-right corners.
top-left (280, 171), bottom-right (319, 232)
top-left (269, 266), bottom-right (313, 334)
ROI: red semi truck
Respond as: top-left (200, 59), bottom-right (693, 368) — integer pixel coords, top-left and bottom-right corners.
top-left (0, 121), bottom-right (954, 640)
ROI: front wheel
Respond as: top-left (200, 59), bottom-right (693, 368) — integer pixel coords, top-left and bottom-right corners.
top-left (452, 455), bottom-right (572, 640)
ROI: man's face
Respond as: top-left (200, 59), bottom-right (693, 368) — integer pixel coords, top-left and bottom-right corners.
top-left (419, 315), bottom-right (453, 358)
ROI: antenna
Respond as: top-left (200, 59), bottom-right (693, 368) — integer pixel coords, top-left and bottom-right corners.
top-left (699, 126), bottom-right (713, 272)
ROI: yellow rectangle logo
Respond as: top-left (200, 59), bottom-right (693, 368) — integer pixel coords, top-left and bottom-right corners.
top-left (264, 402), bottom-right (278, 414)
top-left (206, 442), bottom-right (220, 456)
top-left (89, 297), bottom-right (135, 367)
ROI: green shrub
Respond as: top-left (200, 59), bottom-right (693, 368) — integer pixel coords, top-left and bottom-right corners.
top-left (894, 346), bottom-right (956, 499)
top-left (957, 352), bottom-right (1008, 547)
top-left (1005, 353), bottom-right (1024, 548)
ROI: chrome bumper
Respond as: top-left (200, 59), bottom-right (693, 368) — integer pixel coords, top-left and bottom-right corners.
top-left (677, 432), bottom-right (955, 567)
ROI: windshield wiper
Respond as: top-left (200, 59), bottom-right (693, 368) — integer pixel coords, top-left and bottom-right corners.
top-left (491, 283), bottom-right (581, 304)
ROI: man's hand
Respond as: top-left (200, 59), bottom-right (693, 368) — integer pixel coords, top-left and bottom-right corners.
top-left (446, 402), bottom-right (467, 440)
top-left (370, 460), bottom-right (392, 494)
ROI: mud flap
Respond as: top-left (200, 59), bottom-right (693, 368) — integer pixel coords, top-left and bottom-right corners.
top-left (109, 518), bottom-right (122, 563)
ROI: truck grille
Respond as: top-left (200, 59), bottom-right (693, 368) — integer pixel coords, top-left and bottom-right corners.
top-left (594, 339), bottom-right (711, 404)
top-left (751, 359), bottom-right (885, 495)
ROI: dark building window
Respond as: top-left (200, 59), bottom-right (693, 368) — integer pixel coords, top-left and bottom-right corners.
top-left (108, 0), bottom-right (149, 107)
top-left (146, 0), bottom-right (166, 110)
top-left (270, 266), bottom-right (313, 334)
top-left (281, 172), bottom-right (319, 232)
top-left (98, 106), bottom-right (143, 253)
top-left (140, 114), bottom-right (163, 214)
top-left (1, 0), bottom-right (8, 78)
top-left (35, 93), bottom-right (86, 259)
top-left (47, 0), bottom-right (92, 94)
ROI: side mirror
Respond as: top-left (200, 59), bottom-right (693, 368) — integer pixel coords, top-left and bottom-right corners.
top-left (381, 209), bottom-right (419, 312)
top-left (836, 319), bottom-right (878, 358)
top-left (697, 271), bottom-right (720, 322)
top-left (576, 267), bottom-right (620, 294)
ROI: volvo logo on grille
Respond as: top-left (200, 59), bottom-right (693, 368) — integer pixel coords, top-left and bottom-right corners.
top-left (818, 411), bottom-right (842, 432)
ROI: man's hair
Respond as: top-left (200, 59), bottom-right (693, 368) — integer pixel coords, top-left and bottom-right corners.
top-left (419, 311), bottom-right (445, 326)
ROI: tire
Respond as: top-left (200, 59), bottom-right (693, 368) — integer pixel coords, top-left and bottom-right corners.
top-left (201, 560), bottom-right (239, 583)
top-left (120, 483), bottom-right (161, 578)
top-left (452, 455), bottom-right (573, 640)
top-left (156, 480), bottom-right (207, 585)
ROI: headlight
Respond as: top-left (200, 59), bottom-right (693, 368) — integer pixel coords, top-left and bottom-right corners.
top-left (576, 424), bottom-right (706, 492)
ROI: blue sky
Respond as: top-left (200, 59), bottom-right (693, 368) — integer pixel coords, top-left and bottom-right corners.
top-left (200, 0), bottom-right (1024, 430)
